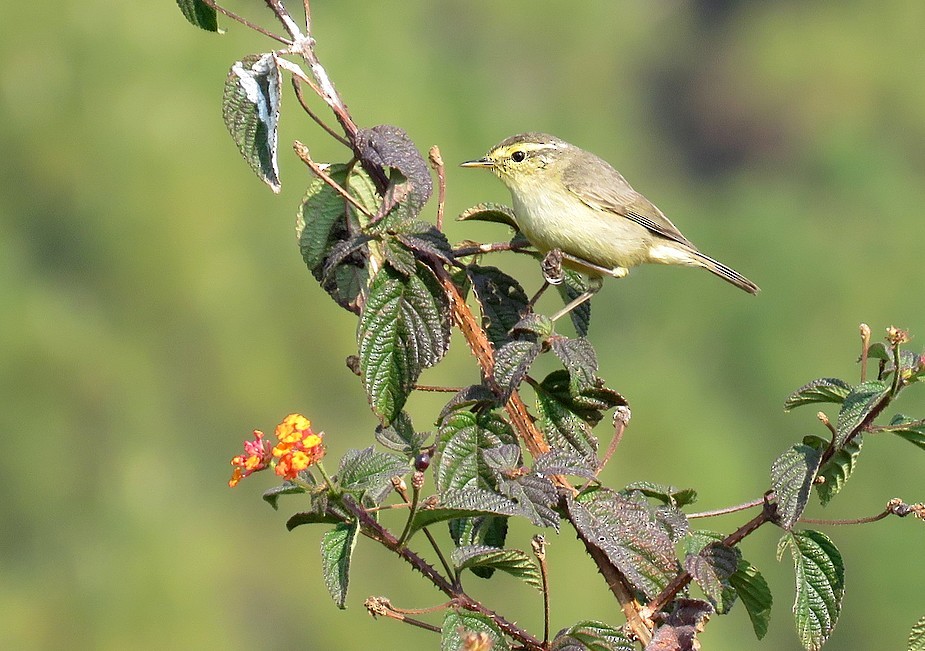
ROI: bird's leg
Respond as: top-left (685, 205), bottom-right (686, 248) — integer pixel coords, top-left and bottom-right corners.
top-left (527, 249), bottom-right (566, 313)
top-left (550, 275), bottom-right (603, 322)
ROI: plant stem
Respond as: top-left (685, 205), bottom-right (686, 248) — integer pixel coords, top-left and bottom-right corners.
top-left (199, 0), bottom-right (291, 44)
top-left (686, 497), bottom-right (765, 519)
top-left (293, 141), bottom-right (373, 217)
top-left (532, 536), bottom-right (551, 646)
top-left (291, 78), bottom-right (351, 147)
top-left (859, 323), bottom-right (871, 382)
top-left (429, 146), bottom-right (446, 232)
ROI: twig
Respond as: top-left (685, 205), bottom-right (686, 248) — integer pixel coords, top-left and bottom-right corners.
top-left (452, 241), bottom-right (533, 258)
top-left (429, 146), bottom-right (447, 232)
top-left (686, 497), bottom-right (765, 520)
top-left (391, 478), bottom-right (455, 583)
top-left (263, 0), bottom-right (304, 42)
top-left (596, 406), bottom-right (631, 476)
top-left (293, 141), bottom-right (373, 218)
top-left (414, 384), bottom-right (464, 393)
top-left (364, 597), bottom-right (443, 634)
top-left (302, 0), bottom-right (311, 33)
top-left (799, 510), bottom-right (891, 526)
top-left (199, 0), bottom-right (291, 44)
top-left (292, 78), bottom-right (351, 147)
top-left (531, 536), bottom-right (551, 647)
top-left (859, 323), bottom-right (871, 382)
top-left (397, 473), bottom-right (423, 547)
top-left (817, 411), bottom-right (837, 439)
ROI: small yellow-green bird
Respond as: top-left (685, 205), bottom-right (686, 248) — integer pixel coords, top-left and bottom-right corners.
top-left (462, 132), bottom-right (758, 319)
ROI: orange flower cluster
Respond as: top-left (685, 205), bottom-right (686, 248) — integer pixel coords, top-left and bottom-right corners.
top-left (228, 413), bottom-right (324, 487)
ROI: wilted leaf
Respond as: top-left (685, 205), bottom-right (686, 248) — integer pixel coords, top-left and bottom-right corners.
top-left (441, 610), bottom-right (510, 651)
top-left (770, 444), bottom-right (822, 529)
top-left (684, 541), bottom-right (740, 609)
top-left (834, 380), bottom-right (890, 448)
top-left (784, 378), bottom-right (851, 411)
top-left (223, 53), bottom-right (281, 191)
top-left (321, 522), bottom-right (359, 609)
top-left (566, 489), bottom-right (679, 598)
top-left (451, 545), bottom-right (542, 590)
top-left (803, 434), bottom-right (863, 506)
top-left (468, 265), bottom-right (530, 347)
top-left (176, 0), bottom-right (218, 31)
top-left (777, 530), bottom-right (845, 651)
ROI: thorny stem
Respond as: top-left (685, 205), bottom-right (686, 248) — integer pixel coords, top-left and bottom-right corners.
top-left (414, 384), bottom-right (464, 393)
top-left (429, 146), bottom-right (447, 232)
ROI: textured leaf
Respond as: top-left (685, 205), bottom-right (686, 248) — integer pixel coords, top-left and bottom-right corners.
top-left (374, 411), bottom-right (429, 455)
top-left (625, 481), bottom-right (698, 508)
top-left (777, 530), bottom-right (845, 651)
top-left (834, 380), bottom-right (890, 448)
top-left (449, 516), bottom-right (509, 578)
top-left (405, 491), bottom-right (520, 541)
top-left (321, 522), bottom-right (359, 609)
top-left (511, 313), bottom-right (554, 339)
top-left (803, 434), bottom-right (863, 506)
top-left (451, 545), bottom-right (542, 590)
top-left (384, 237), bottom-right (417, 275)
top-left (535, 374), bottom-right (599, 462)
top-left (297, 165), bottom-right (372, 270)
top-left (493, 338), bottom-right (542, 400)
top-left (396, 223), bottom-right (454, 265)
top-left (223, 54), bottom-right (281, 192)
top-left (357, 264), bottom-right (450, 423)
top-left (909, 614), bottom-right (925, 651)
top-left (731, 558), bottom-right (773, 640)
top-left (550, 336), bottom-right (598, 393)
top-left (533, 448), bottom-right (598, 480)
top-left (457, 202), bottom-right (519, 229)
top-left (884, 414), bottom-right (925, 452)
top-left (684, 541), bottom-right (740, 609)
top-left (551, 621), bottom-right (634, 651)
top-left (435, 412), bottom-right (511, 493)
top-left (336, 447), bottom-right (408, 504)
top-left (645, 600), bottom-right (713, 651)
top-left (176, 0), bottom-right (217, 31)
top-left (484, 445), bottom-right (560, 529)
top-left (437, 384), bottom-right (498, 424)
top-left (441, 610), bottom-right (510, 651)
top-left (556, 269), bottom-right (592, 337)
top-left (567, 489), bottom-right (679, 598)
top-left (538, 369), bottom-right (625, 428)
top-left (784, 378), bottom-right (852, 411)
top-left (770, 444), bottom-right (822, 529)
top-left (262, 481), bottom-right (306, 510)
top-left (356, 125), bottom-right (432, 214)
top-left (469, 265), bottom-right (530, 347)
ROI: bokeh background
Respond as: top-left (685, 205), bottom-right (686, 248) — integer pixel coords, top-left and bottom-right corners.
top-left (2, 1), bottom-right (924, 649)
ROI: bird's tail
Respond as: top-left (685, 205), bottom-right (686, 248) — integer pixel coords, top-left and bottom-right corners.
top-left (693, 251), bottom-right (760, 295)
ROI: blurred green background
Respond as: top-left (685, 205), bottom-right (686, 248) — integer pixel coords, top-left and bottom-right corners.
top-left (2, 1), bottom-right (923, 649)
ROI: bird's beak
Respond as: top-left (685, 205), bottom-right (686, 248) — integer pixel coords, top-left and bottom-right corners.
top-left (460, 157), bottom-right (493, 169)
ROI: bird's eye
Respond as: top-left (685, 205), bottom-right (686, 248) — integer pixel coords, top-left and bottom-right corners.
top-left (511, 150), bottom-right (526, 163)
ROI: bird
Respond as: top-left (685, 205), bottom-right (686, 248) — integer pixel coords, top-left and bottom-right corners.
top-left (461, 132), bottom-right (758, 320)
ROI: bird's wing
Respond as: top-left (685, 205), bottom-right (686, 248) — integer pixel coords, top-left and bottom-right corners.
top-left (563, 156), bottom-right (695, 248)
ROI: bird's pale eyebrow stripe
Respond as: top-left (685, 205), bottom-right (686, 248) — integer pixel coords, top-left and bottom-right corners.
top-left (505, 142), bottom-right (561, 155)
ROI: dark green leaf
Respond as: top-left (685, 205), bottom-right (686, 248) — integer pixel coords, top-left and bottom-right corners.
top-left (395, 222), bottom-right (454, 265)
top-left (336, 447), bottom-right (408, 504)
top-left (375, 411), bottom-right (430, 455)
top-left (494, 339), bottom-right (542, 400)
top-left (535, 374), bottom-right (599, 462)
top-left (731, 558), bottom-right (773, 640)
top-left (356, 125), bottom-right (432, 214)
top-left (538, 369), bottom-right (625, 428)
top-left (777, 530), bottom-right (844, 651)
top-left (551, 621), bottom-right (634, 651)
top-left (449, 516), bottom-right (509, 578)
top-left (441, 610), bottom-right (509, 651)
top-left (357, 264), bottom-right (451, 423)
top-left (435, 412), bottom-right (507, 493)
top-left (684, 542), bottom-right (740, 610)
top-left (321, 522), bottom-right (359, 609)
top-left (683, 531), bottom-right (737, 613)
top-left (803, 434), bottom-right (863, 506)
top-left (624, 481), bottom-right (698, 508)
top-left (866, 342), bottom-right (891, 361)
top-left (556, 269), bottom-right (592, 337)
top-left (468, 265), bottom-right (530, 347)
top-left (784, 378), bottom-right (851, 411)
top-left (223, 54), bottom-right (281, 192)
top-left (484, 445), bottom-right (560, 529)
top-left (551, 336), bottom-right (598, 393)
top-left (406, 489), bottom-right (520, 540)
top-left (883, 414), bottom-right (925, 452)
top-left (451, 545), bottom-right (542, 590)
top-left (384, 237), bottom-right (417, 275)
top-left (909, 614), bottom-right (925, 651)
top-left (286, 509), bottom-right (343, 529)
top-left (512, 313), bottom-right (554, 339)
top-left (176, 0), bottom-right (218, 31)
top-left (457, 202), bottom-right (519, 229)
top-left (834, 380), bottom-right (890, 448)
top-left (437, 384), bottom-right (498, 424)
top-left (566, 489), bottom-right (679, 598)
top-left (534, 448), bottom-right (599, 480)
top-left (770, 444), bottom-right (822, 529)
top-left (262, 481), bottom-right (306, 510)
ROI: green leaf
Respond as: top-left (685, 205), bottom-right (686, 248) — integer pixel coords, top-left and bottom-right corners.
top-left (321, 522), bottom-right (359, 609)
top-left (176, 0), bottom-right (218, 31)
top-left (375, 411), bottom-right (430, 455)
top-left (770, 444), bottom-right (822, 529)
top-left (286, 509), bottom-right (343, 529)
top-left (533, 448), bottom-right (598, 480)
top-left (297, 165), bottom-right (369, 270)
top-left (223, 54), bottom-right (281, 192)
top-left (262, 481), bottom-right (306, 510)
top-left (731, 558), bottom-right (773, 640)
top-left (535, 374), bottom-right (599, 462)
top-left (336, 447), bottom-right (408, 504)
top-left (451, 545), bottom-right (542, 590)
top-left (457, 202), bottom-right (519, 229)
top-left (803, 434), bottom-right (863, 506)
top-left (550, 621), bottom-right (634, 651)
top-left (566, 489), bottom-right (679, 598)
top-left (493, 338), bottom-right (542, 400)
top-left (484, 445), bottom-right (561, 529)
top-left (437, 385), bottom-right (498, 424)
top-left (784, 378), bottom-right (852, 411)
top-left (624, 481), bottom-right (697, 508)
top-left (468, 265), bottom-right (530, 347)
top-left (384, 237), bottom-right (417, 275)
top-left (684, 540), bottom-right (740, 610)
top-left (909, 614), bottom-right (925, 651)
top-left (405, 490), bottom-right (520, 540)
top-left (435, 412), bottom-right (507, 493)
top-left (883, 414), bottom-right (925, 452)
top-left (834, 380), bottom-right (890, 448)
top-left (550, 336), bottom-right (598, 393)
top-left (449, 516), bottom-right (509, 578)
top-left (556, 270), bottom-right (592, 337)
top-left (777, 530), bottom-right (845, 651)
top-left (537, 369), bottom-right (625, 428)
top-left (357, 264), bottom-right (451, 423)
top-left (441, 610), bottom-right (509, 651)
